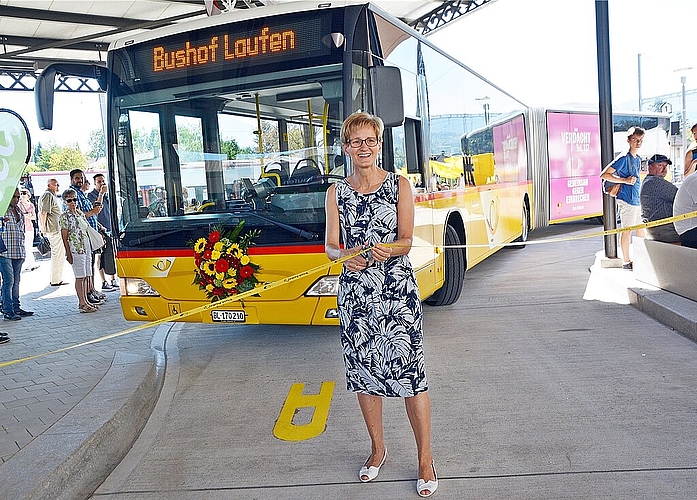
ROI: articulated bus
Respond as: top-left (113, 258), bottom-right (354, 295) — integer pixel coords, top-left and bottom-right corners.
top-left (462, 108), bottom-right (670, 228)
top-left (35, 2), bottom-right (531, 325)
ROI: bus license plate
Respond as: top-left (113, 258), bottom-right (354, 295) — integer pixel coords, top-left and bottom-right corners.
top-left (211, 310), bottom-right (246, 322)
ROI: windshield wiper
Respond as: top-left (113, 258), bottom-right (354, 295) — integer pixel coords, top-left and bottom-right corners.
top-left (126, 227), bottom-right (189, 246)
top-left (228, 212), bottom-right (318, 241)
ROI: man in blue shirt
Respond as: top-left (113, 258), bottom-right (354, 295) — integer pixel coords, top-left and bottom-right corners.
top-left (600, 126), bottom-right (646, 269)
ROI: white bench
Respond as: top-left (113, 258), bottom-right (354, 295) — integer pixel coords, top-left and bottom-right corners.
top-left (633, 237), bottom-right (697, 302)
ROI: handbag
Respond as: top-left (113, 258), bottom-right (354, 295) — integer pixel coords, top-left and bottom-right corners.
top-left (37, 235), bottom-right (51, 256)
top-left (86, 224), bottom-right (106, 251)
top-left (603, 180), bottom-right (621, 197)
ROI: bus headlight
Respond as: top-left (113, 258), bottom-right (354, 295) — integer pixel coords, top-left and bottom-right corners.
top-left (123, 278), bottom-right (160, 297)
top-left (305, 276), bottom-right (339, 296)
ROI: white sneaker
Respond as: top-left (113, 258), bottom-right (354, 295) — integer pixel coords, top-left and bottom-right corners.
top-left (102, 282), bottom-right (117, 292)
top-left (111, 279), bottom-right (118, 288)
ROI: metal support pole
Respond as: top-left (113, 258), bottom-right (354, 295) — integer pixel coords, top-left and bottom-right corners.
top-left (596, 0), bottom-right (617, 259)
top-left (637, 53), bottom-right (642, 111)
top-left (682, 75), bottom-right (687, 166)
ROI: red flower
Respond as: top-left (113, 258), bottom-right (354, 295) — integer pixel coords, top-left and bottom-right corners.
top-left (239, 265), bottom-right (254, 279)
top-left (195, 256), bottom-right (202, 268)
top-left (209, 230), bottom-right (221, 243)
top-left (204, 250), bottom-right (212, 260)
top-left (215, 259), bottom-right (230, 273)
top-left (212, 287), bottom-right (224, 296)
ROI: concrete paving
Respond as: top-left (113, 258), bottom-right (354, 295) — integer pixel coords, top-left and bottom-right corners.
top-left (1, 221), bottom-right (697, 499)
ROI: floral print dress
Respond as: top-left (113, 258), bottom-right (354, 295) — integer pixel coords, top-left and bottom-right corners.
top-left (336, 172), bottom-right (428, 397)
top-left (59, 210), bottom-right (91, 255)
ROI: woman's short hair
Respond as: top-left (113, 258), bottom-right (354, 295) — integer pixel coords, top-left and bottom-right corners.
top-left (61, 188), bottom-right (77, 200)
top-left (341, 112), bottom-right (384, 144)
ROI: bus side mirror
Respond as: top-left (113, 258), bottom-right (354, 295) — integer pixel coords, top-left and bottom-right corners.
top-left (35, 62), bottom-right (108, 130)
top-left (370, 66), bottom-right (404, 128)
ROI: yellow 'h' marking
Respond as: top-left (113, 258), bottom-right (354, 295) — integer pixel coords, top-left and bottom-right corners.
top-left (273, 381), bottom-right (335, 442)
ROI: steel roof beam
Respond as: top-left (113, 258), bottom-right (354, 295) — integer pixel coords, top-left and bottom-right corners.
top-left (410, 0), bottom-right (493, 35)
top-left (0, 36), bottom-right (109, 53)
top-left (0, 9), bottom-right (205, 59)
top-left (0, 5), bottom-right (138, 28)
top-left (0, 70), bottom-right (102, 92)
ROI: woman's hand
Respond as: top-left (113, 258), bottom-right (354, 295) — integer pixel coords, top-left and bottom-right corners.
top-left (371, 243), bottom-right (392, 263)
top-left (344, 245), bottom-right (370, 272)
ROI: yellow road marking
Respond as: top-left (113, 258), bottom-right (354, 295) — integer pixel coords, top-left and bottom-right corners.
top-left (273, 381), bottom-right (335, 442)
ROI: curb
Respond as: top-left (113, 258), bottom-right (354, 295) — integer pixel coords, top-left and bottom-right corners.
top-left (0, 323), bottom-right (173, 500)
top-left (628, 287), bottom-right (697, 344)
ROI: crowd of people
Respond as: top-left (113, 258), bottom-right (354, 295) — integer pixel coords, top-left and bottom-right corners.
top-left (601, 124), bottom-right (697, 270)
top-left (0, 171), bottom-right (119, 343)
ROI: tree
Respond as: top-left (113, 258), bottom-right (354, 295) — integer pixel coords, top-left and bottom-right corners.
top-left (34, 142), bottom-right (88, 171)
top-left (221, 138), bottom-right (241, 159)
top-left (88, 129), bottom-right (106, 159)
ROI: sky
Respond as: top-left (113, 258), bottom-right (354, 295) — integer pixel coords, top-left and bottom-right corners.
top-left (430, 0), bottom-right (697, 109)
top-left (2, 0), bottom-right (697, 152)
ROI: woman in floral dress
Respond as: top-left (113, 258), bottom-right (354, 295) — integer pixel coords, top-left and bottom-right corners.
top-left (59, 189), bottom-right (97, 313)
top-left (325, 112), bottom-right (438, 497)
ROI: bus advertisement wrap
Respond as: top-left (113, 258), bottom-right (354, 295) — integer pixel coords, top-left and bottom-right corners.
top-left (547, 111), bottom-right (603, 222)
top-left (493, 114), bottom-right (528, 184)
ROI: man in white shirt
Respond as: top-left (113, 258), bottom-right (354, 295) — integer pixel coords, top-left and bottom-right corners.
top-left (38, 178), bottom-right (67, 286)
top-left (673, 173), bottom-right (697, 248)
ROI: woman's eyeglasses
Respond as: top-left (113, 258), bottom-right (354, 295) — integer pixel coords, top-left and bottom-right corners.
top-left (65, 198), bottom-right (78, 203)
top-left (347, 137), bottom-right (379, 148)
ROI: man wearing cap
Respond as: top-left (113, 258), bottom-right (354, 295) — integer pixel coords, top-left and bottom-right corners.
top-left (640, 154), bottom-right (680, 243)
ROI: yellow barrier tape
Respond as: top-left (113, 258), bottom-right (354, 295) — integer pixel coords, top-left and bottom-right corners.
top-left (428, 210), bottom-right (697, 250)
top-left (0, 247), bottom-right (368, 369)
top-left (2, 210), bottom-right (696, 368)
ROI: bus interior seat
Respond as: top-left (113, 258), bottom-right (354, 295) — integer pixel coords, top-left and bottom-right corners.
top-left (288, 158), bottom-right (322, 184)
top-left (262, 161), bottom-right (290, 186)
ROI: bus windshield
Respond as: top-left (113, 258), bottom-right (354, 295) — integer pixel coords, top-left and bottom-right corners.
top-left (108, 9), bottom-right (346, 249)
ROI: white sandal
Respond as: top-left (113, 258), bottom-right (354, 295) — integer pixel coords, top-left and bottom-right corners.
top-left (417, 460), bottom-right (438, 497)
top-left (359, 446), bottom-right (387, 482)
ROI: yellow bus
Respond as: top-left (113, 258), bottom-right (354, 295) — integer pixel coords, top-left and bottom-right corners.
top-left (35, 2), bottom-right (531, 325)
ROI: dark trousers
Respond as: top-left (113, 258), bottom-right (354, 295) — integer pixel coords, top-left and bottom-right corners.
top-left (679, 226), bottom-right (697, 248)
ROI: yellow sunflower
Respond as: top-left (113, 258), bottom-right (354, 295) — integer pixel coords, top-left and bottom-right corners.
top-left (211, 250), bottom-right (221, 261)
top-left (240, 255), bottom-right (250, 265)
top-left (205, 283), bottom-right (214, 292)
top-left (194, 238), bottom-right (207, 253)
top-left (215, 272), bottom-right (225, 280)
top-left (228, 243), bottom-right (241, 257)
top-left (203, 261), bottom-right (217, 276)
top-left (223, 277), bottom-right (237, 289)
top-left (213, 241), bottom-right (224, 251)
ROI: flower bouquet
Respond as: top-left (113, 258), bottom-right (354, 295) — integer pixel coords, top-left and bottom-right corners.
top-left (190, 221), bottom-right (261, 301)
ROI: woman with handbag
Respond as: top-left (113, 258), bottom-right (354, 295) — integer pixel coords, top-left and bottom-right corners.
top-left (58, 189), bottom-right (100, 313)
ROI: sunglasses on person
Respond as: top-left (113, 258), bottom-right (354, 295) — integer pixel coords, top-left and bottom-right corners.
top-left (65, 198), bottom-right (78, 203)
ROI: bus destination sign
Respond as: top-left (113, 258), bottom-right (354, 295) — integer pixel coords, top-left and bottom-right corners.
top-left (154, 27), bottom-right (299, 72)
top-left (127, 14), bottom-right (332, 84)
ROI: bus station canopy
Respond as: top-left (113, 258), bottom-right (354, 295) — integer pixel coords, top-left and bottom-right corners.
top-left (0, 0), bottom-right (493, 73)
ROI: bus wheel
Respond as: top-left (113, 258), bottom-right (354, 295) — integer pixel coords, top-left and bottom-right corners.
top-left (426, 225), bottom-right (466, 306)
top-left (511, 204), bottom-right (529, 249)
